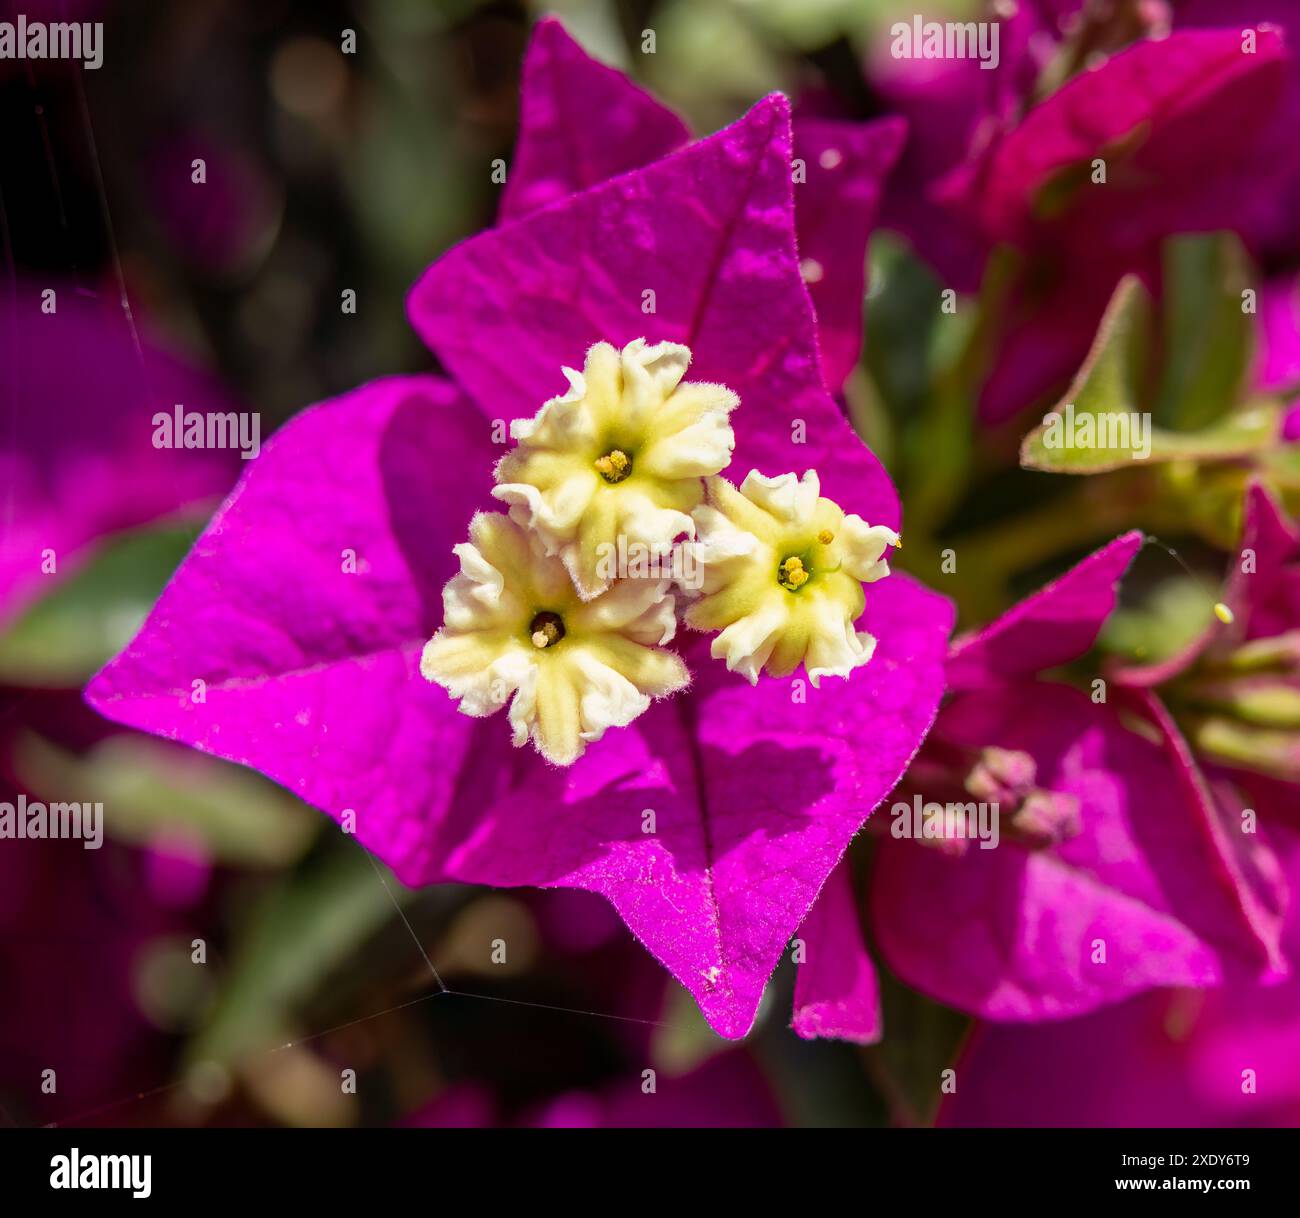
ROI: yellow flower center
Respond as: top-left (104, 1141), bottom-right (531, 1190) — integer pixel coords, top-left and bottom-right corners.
top-left (779, 555), bottom-right (810, 591)
top-left (594, 448), bottom-right (633, 484)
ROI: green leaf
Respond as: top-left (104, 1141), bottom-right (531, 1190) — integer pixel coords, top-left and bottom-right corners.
top-left (0, 523), bottom-right (196, 687)
top-left (15, 731), bottom-right (317, 868)
top-left (1020, 277), bottom-right (1280, 473)
top-left (1154, 233), bottom-right (1254, 431)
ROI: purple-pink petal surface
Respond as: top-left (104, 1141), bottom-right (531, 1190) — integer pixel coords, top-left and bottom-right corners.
top-left (790, 117), bottom-right (905, 390)
top-left (941, 823), bottom-right (1300, 1127)
top-left (946, 531), bottom-right (1143, 691)
top-left (498, 17), bottom-right (690, 222)
top-left (411, 95), bottom-right (899, 526)
top-left (792, 858), bottom-right (882, 1044)
top-left (497, 21), bottom-right (904, 393)
top-left (86, 375), bottom-right (497, 877)
top-left (871, 681), bottom-right (1285, 1021)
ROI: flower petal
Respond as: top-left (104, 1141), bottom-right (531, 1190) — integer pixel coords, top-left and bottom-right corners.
top-left (502, 20), bottom-right (899, 395)
top-left (791, 116), bottom-right (905, 390)
top-left (409, 94), bottom-right (900, 531)
top-left (1, 281), bottom-right (237, 626)
top-left (941, 29), bottom-right (1289, 249)
top-left (940, 821), bottom-right (1300, 1127)
top-left (1229, 480), bottom-right (1300, 643)
top-left (946, 531), bottom-right (1143, 690)
top-left (792, 859), bottom-right (882, 1044)
top-left (85, 376), bottom-right (499, 878)
top-left (871, 681), bottom-right (1287, 1021)
top-left (432, 572), bottom-right (952, 1038)
top-left (499, 17), bottom-right (690, 222)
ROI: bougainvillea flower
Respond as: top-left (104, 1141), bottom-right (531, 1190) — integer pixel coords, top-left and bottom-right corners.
top-left (790, 857), bottom-right (882, 1043)
top-left (868, 532), bottom-right (1288, 1021)
top-left (0, 277), bottom-right (244, 1122)
top-left (1258, 274), bottom-right (1300, 393)
top-left (686, 470), bottom-right (899, 684)
top-left (501, 17), bottom-right (905, 393)
top-left (491, 338), bottom-right (738, 599)
top-left (1178, 3), bottom-right (1300, 252)
top-left (940, 828), bottom-right (1300, 1127)
top-left (933, 27), bottom-right (1290, 421)
top-left (0, 282), bottom-right (235, 625)
top-left (1113, 481), bottom-right (1300, 803)
top-left (88, 94), bottom-right (954, 1039)
top-left (420, 511), bottom-right (688, 765)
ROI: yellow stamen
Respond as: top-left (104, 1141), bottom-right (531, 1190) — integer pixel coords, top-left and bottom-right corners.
top-left (594, 448), bottom-right (631, 482)
top-left (817, 529), bottom-right (834, 545)
top-left (1214, 602), bottom-right (1235, 625)
top-left (780, 555), bottom-right (809, 590)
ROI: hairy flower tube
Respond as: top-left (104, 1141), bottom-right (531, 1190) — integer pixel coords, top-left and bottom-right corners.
top-left (684, 470), bottom-right (900, 685)
top-left (493, 339), bottom-right (739, 600)
top-left (420, 511), bottom-right (689, 765)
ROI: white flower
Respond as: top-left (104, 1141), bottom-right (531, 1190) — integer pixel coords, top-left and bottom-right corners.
top-left (421, 512), bottom-right (690, 765)
top-left (493, 339), bottom-right (739, 599)
top-left (683, 470), bottom-right (899, 686)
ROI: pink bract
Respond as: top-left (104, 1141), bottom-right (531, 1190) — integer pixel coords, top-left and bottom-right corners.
top-left (88, 95), bottom-right (953, 1040)
top-left (499, 18), bottom-right (904, 393)
top-left (870, 533), bottom-right (1288, 1021)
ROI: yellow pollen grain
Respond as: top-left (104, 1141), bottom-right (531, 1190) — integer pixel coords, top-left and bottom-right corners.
top-left (594, 449), bottom-right (630, 479)
top-left (780, 556), bottom-right (809, 589)
top-left (1213, 602), bottom-right (1235, 625)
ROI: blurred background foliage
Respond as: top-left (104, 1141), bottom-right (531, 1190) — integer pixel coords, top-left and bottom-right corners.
top-left (1, 0), bottom-right (1291, 1127)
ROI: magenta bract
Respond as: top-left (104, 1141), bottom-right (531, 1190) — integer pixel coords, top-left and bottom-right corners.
top-left (88, 91), bottom-right (953, 1040)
